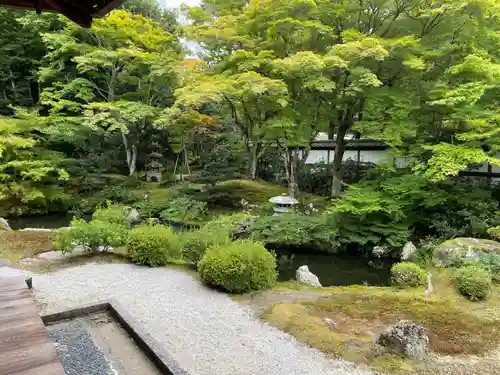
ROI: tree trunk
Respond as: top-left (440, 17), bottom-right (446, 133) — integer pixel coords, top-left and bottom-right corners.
top-left (184, 148), bottom-right (191, 175)
top-left (250, 144), bottom-right (258, 180)
top-left (331, 126), bottom-right (348, 198)
top-left (288, 149), bottom-right (299, 198)
top-left (121, 130), bottom-right (136, 176)
top-left (283, 149), bottom-right (290, 183)
top-left (129, 145), bottom-right (137, 176)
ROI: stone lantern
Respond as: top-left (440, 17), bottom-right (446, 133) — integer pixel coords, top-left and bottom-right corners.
top-left (146, 146), bottom-right (163, 182)
top-left (269, 194), bottom-right (299, 215)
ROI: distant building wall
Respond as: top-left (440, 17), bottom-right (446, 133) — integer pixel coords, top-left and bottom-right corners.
top-left (306, 141), bottom-right (498, 181)
top-left (305, 149), bottom-right (394, 165)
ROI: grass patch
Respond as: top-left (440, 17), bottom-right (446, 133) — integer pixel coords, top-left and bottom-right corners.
top-left (198, 179), bottom-right (327, 208)
top-left (0, 230), bottom-right (55, 262)
top-left (261, 269), bottom-right (500, 374)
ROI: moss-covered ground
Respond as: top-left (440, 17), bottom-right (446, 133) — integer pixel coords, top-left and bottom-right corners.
top-left (0, 230), bottom-right (55, 262)
top-left (256, 269), bottom-right (500, 374)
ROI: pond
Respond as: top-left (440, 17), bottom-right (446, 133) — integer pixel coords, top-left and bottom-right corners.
top-left (275, 251), bottom-right (393, 287)
top-left (7, 214), bottom-right (80, 230)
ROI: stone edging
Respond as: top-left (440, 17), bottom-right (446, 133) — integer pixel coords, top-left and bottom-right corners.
top-left (41, 300), bottom-right (189, 375)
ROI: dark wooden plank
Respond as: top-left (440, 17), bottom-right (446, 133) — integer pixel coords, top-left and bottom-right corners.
top-left (0, 277), bottom-right (65, 375)
top-left (0, 342), bottom-right (61, 374)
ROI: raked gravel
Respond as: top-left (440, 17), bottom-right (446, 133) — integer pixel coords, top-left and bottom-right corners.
top-left (33, 263), bottom-right (374, 375)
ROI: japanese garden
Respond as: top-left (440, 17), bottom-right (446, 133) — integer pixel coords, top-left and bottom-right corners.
top-left (1, 0), bottom-right (500, 374)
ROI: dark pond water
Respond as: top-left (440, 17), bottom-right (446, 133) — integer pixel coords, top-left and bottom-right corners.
top-left (276, 252), bottom-right (393, 287)
top-left (8, 214), bottom-right (79, 230)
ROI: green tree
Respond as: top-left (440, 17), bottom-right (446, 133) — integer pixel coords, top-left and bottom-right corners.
top-left (170, 70), bottom-right (289, 179)
top-left (0, 10), bottom-right (61, 113)
top-left (39, 10), bottom-right (180, 176)
top-left (183, 0), bottom-right (500, 196)
top-left (0, 110), bottom-right (68, 214)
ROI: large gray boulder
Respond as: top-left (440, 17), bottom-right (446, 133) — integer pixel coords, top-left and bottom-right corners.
top-left (296, 265), bottom-right (322, 287)
top-left (0, 217), bottom-right (12, 231)
top-left (433, 237), bottom-right (500, 267)
top-left (127, 207), bottom-right (140, 223)
top-left (401, 241), bottom-right (417, 261)
top-left (378, 320), bottom-right (429, 360)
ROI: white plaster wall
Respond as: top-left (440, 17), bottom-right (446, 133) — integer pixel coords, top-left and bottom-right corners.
top-left (305, 150), bottom-right (329, 164)
top-left (305, 149), bottom-right (393, 165)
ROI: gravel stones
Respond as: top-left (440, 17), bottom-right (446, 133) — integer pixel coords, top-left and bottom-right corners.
top-left (34, 263), bottom-right (374, 375)
top-left (47, 320), bottom-right (113, 375)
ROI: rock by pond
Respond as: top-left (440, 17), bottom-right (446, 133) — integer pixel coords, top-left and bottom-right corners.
top-left (0, 217), bottom-right (12, 231)
top-left (372, 246), bottom-right (389, 258)
top-left (433, 237), bottom-right (500, 267)
top-left (296, 265), bottom-right (322, 287)
top-left (401, 241), bottom-right (417, 261)
top-left (276, 252), bottom-right (393, 287)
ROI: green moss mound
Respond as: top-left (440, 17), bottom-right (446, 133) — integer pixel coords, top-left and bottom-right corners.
top-left (455, 266), bottom-right (492, 301)
top-left (391, 262), bottom-right (426, 288)
top-left (433, 237), bottom-right (500, 267)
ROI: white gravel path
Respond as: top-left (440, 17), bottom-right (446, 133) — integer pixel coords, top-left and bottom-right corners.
top-left (33, 263), bottom-right (374, 375)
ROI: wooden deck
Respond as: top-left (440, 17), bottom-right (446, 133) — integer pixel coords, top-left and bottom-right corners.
top-left (0, 277), bottom-right (65, 375)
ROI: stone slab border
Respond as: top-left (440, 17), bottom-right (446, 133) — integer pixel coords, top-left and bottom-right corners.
top-left (41, 300), bottom-right (189, 375)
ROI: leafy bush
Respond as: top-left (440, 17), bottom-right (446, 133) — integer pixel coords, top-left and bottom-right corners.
top-left (92, 203), bottom-right (129, 226)
top-left (200, 212), bottom-right (254, 238)
top-left (180, 213), bottom-right (253, 265)
top-left (197, 140), bottom-right (247, 185)
top-left (487, 226), bottom-right (500, 241)
top-left (391, 262), bottom-right (426, 288)
top-left (127, 224), bottom-right (182, 266)
top-left (329, 173), bottom-right (500, 248)
top-left (54, 218), bottom-right (128, 254)
top-left (455, 266), bottom-right (492, 301)
top-left (181, 229), bottom-right (230, 266)
top-left (198, 240), bottom-right (277, 293)
top-left (250, 213), bottom-right (338, 252)
top-left (476, 252), bottom-right (500, 282)
top-left (160, 197), bottom-right (207, 223)
top-left (414, 236), bottom-right (443, 267)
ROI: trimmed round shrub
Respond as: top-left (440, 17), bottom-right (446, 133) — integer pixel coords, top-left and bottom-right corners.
top-left (127, 224), bottom-right (181, 267)
top-left (455, 266), bottom-right (492, 301)
top-left (181, 231), bottom-right (208, 265)
top-left (198, 240), bottom-right (277, 293)
top-left (181, 229), bottom-right (231, 266)
top-left (391, 262), bottom-right (426, 288)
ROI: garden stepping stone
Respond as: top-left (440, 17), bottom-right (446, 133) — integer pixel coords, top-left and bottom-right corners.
top-left (19, 257), bottom-right (43, 266)
top-left (37, 251), bottom-right (66, 260)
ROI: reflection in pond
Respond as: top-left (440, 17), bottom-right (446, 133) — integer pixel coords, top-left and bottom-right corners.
top-left (7, 214), bottom-right (80, 230)
top-left (275, 251), bottom-right (394, 287)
